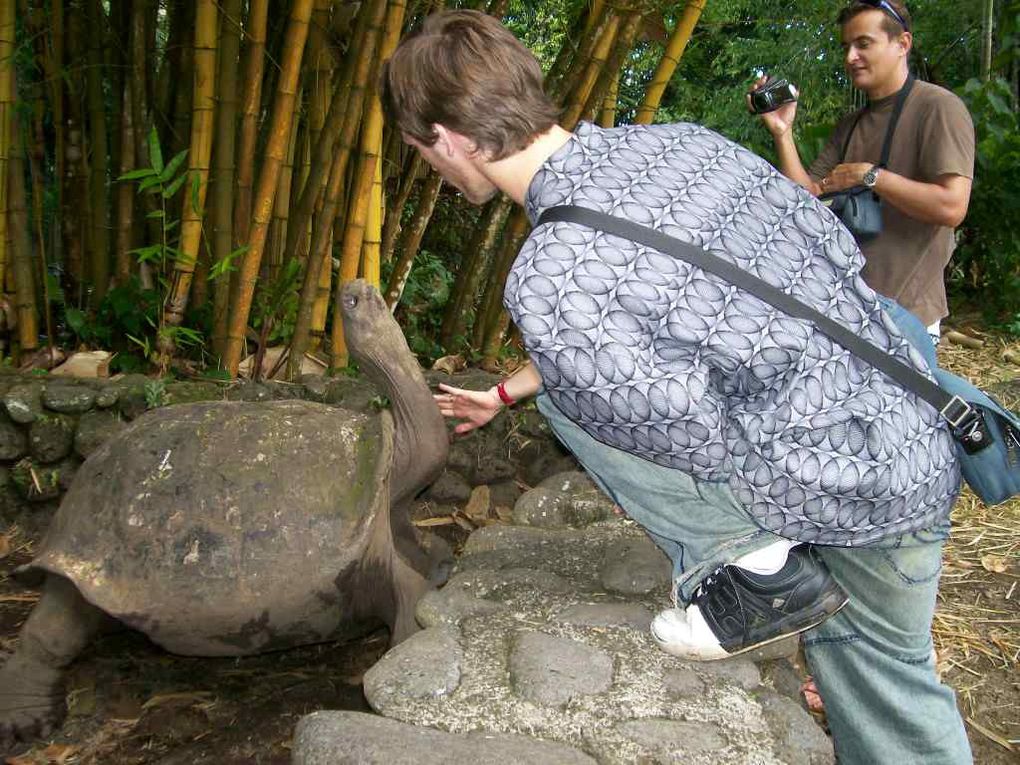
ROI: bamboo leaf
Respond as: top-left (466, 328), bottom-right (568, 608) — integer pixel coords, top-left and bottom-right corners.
top-left (148, 127), bottom-right (165, 174)
top-left (118, 167), bottom-right (158, 181)
top-left (163, 171), bottom-right (188, 199)
top-left (159, 149), bottom-right (189, 183)
top-left (191, 171), bottom-right (202, 214)
top-left (139, 175), bottom-right (163, 193)
top-left (147, 210), bottom-right (165, 219)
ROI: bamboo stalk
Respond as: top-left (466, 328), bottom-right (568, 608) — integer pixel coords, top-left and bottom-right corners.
top-left (475, 209), bottom-right (529, 353)
top-left (581, 10), bottom-right (640, 122)
top-left (212, 0), bottom-right (244, 359)
top-left (362, 152), bottom-right (384, 287)
top-left (0, 0), bottom-right (12, 294)
top-left (439, 194), bottom-right (512, 349)
top-left (598, 69), bottom-right (619, 127)
top-left (62, 4), bottom-right (89, 298)
top-left (223, 0), bottom-right (315, 376)
top-left (85, 0), bottom-right (111, 303)
top-left (266, 107), bottom-right (302, 283)
top-left (285, 0), bottom-right (388, 378)
top-left (9, 127), bottom-right (39, 352)
top-left (383, 171), bottom-right (443, 310)
top-left (162, 0), bottom-right (219, 332)
top-left (233, 0), bottom-right (270, 250)
top-left (561, 10), bottom-right (619, 128)
top-left (380, 153), bottom-right (423, 263)
top-left (330, 0), bottom-right (406, 368)
top-left (634, 0), bottom-right (706, 124)
top-left (551, 1), bottom-right (611, 107)
top-left (114, 75), bottom-right (136, 283)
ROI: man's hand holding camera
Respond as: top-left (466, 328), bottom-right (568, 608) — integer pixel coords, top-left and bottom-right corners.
top-left (747, 74), bottom-right (799, 138)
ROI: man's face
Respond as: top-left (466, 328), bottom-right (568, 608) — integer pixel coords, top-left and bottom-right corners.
top-left (403, 132), bottom-right (498, 205)
top-left (840, 10), bottom-right (910, 95)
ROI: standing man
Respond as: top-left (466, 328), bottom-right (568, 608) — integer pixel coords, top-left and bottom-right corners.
top-left (382, 9), bottom-right (971, 763)
top-left (757, 0), bottom-right (975, 343)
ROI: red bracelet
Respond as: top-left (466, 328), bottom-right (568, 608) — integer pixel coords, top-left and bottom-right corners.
top-left (496, 381), bottom-right (516, 407)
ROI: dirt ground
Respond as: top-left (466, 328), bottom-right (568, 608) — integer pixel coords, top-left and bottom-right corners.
top-left (1, 333), bottom-right (1019, 764)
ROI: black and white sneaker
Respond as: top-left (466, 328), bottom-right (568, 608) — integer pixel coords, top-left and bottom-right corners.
top-left (651, 545), bottom-right (848, 661)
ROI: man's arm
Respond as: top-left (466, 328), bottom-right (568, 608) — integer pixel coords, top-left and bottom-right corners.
top-left (434, 362), bottom-right (541, 434)
top-left (821, 163), bottom-right (972, 227)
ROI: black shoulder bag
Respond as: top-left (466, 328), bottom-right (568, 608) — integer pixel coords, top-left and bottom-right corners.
top-left (819, 75), bottom-right (914, 244)
top-left (537, 204), bottom-right (1020, 506)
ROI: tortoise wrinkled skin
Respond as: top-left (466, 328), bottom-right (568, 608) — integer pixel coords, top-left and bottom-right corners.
top-left (0, 280), bottom-right (449, 753)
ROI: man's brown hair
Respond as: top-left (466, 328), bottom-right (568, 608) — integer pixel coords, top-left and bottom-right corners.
top-left (837, 0), bottom-right (912, 39)
top-left (381, 10), bottom-right (559, 161)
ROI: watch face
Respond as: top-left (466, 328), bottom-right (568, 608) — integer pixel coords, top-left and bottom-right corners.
top-left (864, 167), bottom-right (879, 187)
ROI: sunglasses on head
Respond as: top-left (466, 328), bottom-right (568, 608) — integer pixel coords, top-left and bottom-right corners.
top-left (859, 0), bottom-right (909, 31)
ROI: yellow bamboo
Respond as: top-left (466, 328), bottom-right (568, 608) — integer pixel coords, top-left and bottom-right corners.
top-left (634, 0), bottom-right (707, 124)
top-left (561, 10), bottom-right (619, 128)
top-left (85, 0), bottom-right (110, 302)
top-left (287, 0), bottom-right (387, 379)
top-left (330, 0), bottom-right (405, 368)
top-left (224, 0), bottom-right (315, 376)
top-left (212, 0), bottom-right (244, 358)
top-left (598, 70), bottom-right (619, 127)
top-left (581, 10), bottom-right (640, 121)
top-left (0, 0), bottom-right (13, 293)
top-left (163, 0), bottom-right (218, 331)
top-left (233, 0), bottom-right (270, 249)
top-left (9, 129), bottom-right (39, 352)
top-left (266, 108), bottom-right (302, 282)
top-left (362, 152), bottom-right (383, 287)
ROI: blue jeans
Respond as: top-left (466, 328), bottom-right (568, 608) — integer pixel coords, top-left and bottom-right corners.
top-left (536, 374), bottom-right (971, 763)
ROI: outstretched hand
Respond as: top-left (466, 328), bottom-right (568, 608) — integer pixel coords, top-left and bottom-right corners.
top-left (433, 383), bottom-right (502, 434)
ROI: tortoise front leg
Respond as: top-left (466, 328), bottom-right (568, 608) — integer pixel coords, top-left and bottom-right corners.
top-left (0, 575), bottom-right (105, 751)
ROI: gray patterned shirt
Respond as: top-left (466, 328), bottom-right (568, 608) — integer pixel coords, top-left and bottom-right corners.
top-left (505, 121), bottom-right (959, 545)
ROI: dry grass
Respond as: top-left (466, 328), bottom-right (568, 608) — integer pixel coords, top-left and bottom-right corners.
top-left (933, 325), bottom-right (1020, 753)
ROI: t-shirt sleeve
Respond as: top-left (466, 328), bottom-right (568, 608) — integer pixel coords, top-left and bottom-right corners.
top-left (807, 113), bottom-right (856, 181)
top-left (917, 92), bottom-right (976, 180)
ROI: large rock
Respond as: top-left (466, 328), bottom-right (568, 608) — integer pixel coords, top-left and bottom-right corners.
top-left (292, 711), bottom-right (597, 765)
top-left (361, 522), bottom-right (832, 765)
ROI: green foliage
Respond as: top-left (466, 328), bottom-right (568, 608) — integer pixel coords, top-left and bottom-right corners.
top-left (252, 259), bottom-right (302, 346)
top-left (951, 78), bottom-right (1020, 328)
top-left (144, 379), bottom-right (168, 409)
top-left (383, 250), bottom-right (455, 361)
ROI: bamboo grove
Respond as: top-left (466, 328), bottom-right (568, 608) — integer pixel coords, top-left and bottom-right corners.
top-left (0, 0), bottom-right (707, 378)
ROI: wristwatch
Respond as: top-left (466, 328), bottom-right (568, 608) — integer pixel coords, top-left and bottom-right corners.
top-left (862, 165), bottom-right (881, 188)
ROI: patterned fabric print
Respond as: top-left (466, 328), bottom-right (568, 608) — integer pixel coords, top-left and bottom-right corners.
top-left (506, 122), bottom-right (960, 545)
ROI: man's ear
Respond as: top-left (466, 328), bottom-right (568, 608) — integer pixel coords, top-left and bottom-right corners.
top-left (898, 31), bottom-right (912, 57)
top-left (434, 124), bottom-right (479, 159)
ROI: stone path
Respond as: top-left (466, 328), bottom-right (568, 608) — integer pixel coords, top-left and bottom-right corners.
top-left (293, 473), bottom-right (834, 765)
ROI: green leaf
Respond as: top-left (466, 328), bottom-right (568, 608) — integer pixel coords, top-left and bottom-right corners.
top-left (163, 170), bottom-right (188, 199)
top-left (129, 244), bottom-right (164, 264)
top-left (146, 209), bottom-right (165, 219)
top-left (148, 127), bottom-right (165, 174)
top-left (138, 175), bottom-right (163, 194)
top-left (65, 307), bottom-right (89, 338)
top-left (159, 149), bottom-right (189, 184)
top-left (190, 171), bottom-right (202, 214)
top-left (118, 167), bottom-right (158, 181)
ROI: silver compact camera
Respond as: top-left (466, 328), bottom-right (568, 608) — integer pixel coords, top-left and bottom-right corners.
top-left (749, 76), bottom-right (799, 114)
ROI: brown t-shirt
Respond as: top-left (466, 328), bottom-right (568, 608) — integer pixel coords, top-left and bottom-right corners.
top-left (809, 80), bottom-right (975, 324)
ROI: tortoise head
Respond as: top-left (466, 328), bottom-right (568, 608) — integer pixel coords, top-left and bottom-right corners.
top-left (340, 279), bottom-right (398, 356)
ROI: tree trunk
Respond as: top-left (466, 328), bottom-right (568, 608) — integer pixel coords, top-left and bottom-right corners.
top-left (62, 4), bottom-right (89, 300)
top-left (212, 0), bottom-right (244, 358)
top-left (85, 0), bottom-right (111, 304)
top-left (383, 171), bottom-right (443, 310)
top-left (438, 194), bottom-right (512, 350)
top-left (550, 2), bottom-right (611, 107)
top-left (634, 0), bottom-right (706, 124)
top-left (224, 0), bottom-right (315, 376)
top-left (233, 0), bottom-right (270, 250)
top-left (285, 0), bottom-right (387, 379)
top-left (981, 0), bottom-right (995, 82)
top-left (162, 0), bottom-right (219, 335)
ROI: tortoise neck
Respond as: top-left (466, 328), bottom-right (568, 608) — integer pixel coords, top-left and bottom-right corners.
top-left (354, 330), bottom-right (447, 505)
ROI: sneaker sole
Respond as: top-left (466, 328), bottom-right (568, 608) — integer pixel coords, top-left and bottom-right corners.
top-left (653, 591), bottom-right (850, 662)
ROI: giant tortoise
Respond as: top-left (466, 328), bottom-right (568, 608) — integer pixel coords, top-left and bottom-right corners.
top-left (0, 280), bottom-right (451, 748)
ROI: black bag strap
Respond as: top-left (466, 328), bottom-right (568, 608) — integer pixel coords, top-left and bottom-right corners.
top-left (839, 74), bottom-right (915, 167)
top-left (536, 204), bottom-right (985, 445)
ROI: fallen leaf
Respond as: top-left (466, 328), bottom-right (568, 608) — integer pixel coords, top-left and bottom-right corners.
top-left (0, 533), bottom-right (11, 559)
top-left (141, 691), bottom-right (214, 710)
top-left (41, 744), bottom-right (77, 764)
top-left (981, 554), bottom-right (1008, 574)
top-left (463, 486), bottom-right (491, 520)
top-left (494, 505), bottom-right (514, 522)
top-left (431, 354), bottom-right (465, 375)
top-left (5, 756), bottom-right (38, 765)
top-left (412, 516), bottom-right (456, 527)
